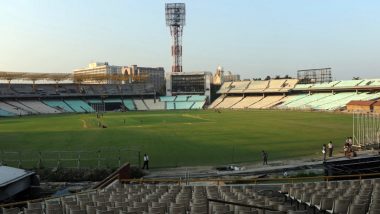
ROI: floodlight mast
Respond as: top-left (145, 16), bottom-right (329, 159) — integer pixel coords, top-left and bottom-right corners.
top-left (165, 3), bottom-right (186, 73)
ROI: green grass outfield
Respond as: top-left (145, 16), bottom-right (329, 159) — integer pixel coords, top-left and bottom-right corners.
top-left (0, 110), bottom-right (351, 168)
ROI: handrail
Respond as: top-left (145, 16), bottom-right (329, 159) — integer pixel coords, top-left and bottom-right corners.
top-left (120, 171), bottom-right (380, 184)
top-left (206, 198), bottom-right (282, 214)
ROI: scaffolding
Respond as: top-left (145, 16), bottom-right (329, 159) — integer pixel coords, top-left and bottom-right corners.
top-left (297, 68), bottom-right (332, 84)
top-left (165, 3), bottom-right (186, 73)
top-left (353, 112), bottom-right (380, 148)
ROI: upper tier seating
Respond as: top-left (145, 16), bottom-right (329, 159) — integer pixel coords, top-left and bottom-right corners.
top-left (160, 96), bottom-right (176, 102)
top-left (265, 80), bottom-right (287, 92)
top-left (334, 80), bottom-right (364, 87)
top-left (229, 81), bottom-right (250, 93)
top-left (104, 98), bottom-right (122, 103)
top-left (133, 99), bottom-right (148, 110)
top-left (11, 84), bottom-right (34, 94)
top-left (217, 82), bottom-right (232, 93)
top-left (144, 99), bottom-right (165, 110)
top-left (19, 100), bottom-right (61, 114)
top-left (231, 96), bottom-right (263, 109)
top-left (44, 100), bottom-right (74, 112)
top-left (132, 84), bottom-right (145, 94)
top-left (280, 79), bottom-right (299, 91)
top-left (0, 84), bottom-right (16, 96)
top-left (187, 95), bottom-right (206, 101)
top-left (215, 96), bottom-right (243, 108)
top-left (65, 99), bottom-right (95, 113)
top-left (311, 81), bottom-right (341, 89)
top-left (294, 84), bottom-right (313, 89)
top-left (37, 85), bottom-right (59, 95)
top-left (120, 84), bottom-right (134, 95)
top-left (245, 81), bottom-right (269, 92)
top-left (123, 99), bottom-right (136, 110)
top-left (249, 95), bottom-right (285, 109)
top-left (175, 95), bottom-right (189, 102)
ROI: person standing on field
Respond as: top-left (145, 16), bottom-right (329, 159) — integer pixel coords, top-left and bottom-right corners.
top-left (322, 144), bottom-right (327, 161)
top-left (142, 154), bottom-right (149, 170)
top-left (328, 141), bottom-right (334, 157)
top-left (262, 150), bottom-right (268, 165)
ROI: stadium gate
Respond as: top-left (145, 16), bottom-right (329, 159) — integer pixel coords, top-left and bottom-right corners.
top-left (353, 112), bottom-right (380, 148)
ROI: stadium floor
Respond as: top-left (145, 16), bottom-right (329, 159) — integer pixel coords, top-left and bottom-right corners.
top-left (0, 110), bottom-right (352, 168)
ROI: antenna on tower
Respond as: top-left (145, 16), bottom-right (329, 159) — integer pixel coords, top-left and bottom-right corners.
top-left (165, 3), bottom-right (186, 73)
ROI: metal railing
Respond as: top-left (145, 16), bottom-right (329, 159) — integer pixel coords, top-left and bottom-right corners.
top-left (120, 172), bottom-right (380, 185)
top-left (0, 148), bottom-right (141, 169)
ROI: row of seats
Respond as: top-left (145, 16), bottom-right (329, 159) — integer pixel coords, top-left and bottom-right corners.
top-left (281, 178), bottom-right (380, 214)
top-left (2, 183), bottom-right (311, 214)
top-left (0, 96), bottom-right (208, 116)
top-left (210, 96), bottom-right (285, 109)
top-left (0, 83), bottom-right (156, 97)
top-left (279, 92), bottom-right (380, 110)
top-left (294, 79), bottom-right (380, 90)
top-left (159, 95), bottom-right (206, 102)
top-left (218, 79), bottom-right (299, 94)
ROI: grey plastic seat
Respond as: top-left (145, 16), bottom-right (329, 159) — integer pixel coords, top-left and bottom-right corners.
top-left (347, 204), bottom-right (366, 214)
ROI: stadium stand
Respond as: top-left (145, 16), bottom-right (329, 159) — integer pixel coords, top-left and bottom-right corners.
top-left (0, 101), bottom-right (30, 115)
top-left (123, 99), bottom-right (136, 111)
top-left (249, 95), bottom-right (285, 109)
top-left (11, 84), bottom-right (35, 94)
top-left (9, 178), bottom-right (380, 214)
top-left (166, 101), bottom-right (175, 110)
top-left (174, 102), bottom-right (194, 110)
top-left (282, 178), bottom-right (380, 214)
top-left (0, 109), bottom-right (14, 117)
top-left (231, 96), bottom-right (263, 109)
top-left (244, 80), bottom-right (269, 93)
top-left (293, 84), bottom-right (313, 89)
top-left (311, 81), bottom-right (341, 89)
top-left (5, 101), bottom-right (38, 114)
top-left (19, 100), bottom-right (61, 114)
top-left (217, 82), bottom-right (232, 94)
top-left (215, 96), bottom-right (243, 109)
top-left (191, 101), bottom-right (205, 109)
top-left (278, 93), bottom-right (334, 109)
top-left (280, 79), bottom-right (299, 92)
top-left (175, 95), bottom-right (189, 102)
top-left (265, 79), bottom-right (287, 92)
top-left (144, 99), bottom-right (165, 110)
top-left (43, 100), bottom-right (75, 112)
top-left (187, 95), bottom-right (206, 102)
top-left (229, 81), bottom-right (250, 93)
top-left (133, 99), bottom-right (148, 111)
top-left (160, 96), bottom-right (176, 102)
top-left (37, 85), bottom-right (59, 95)
top-left (64, 99), bottom-right (95, 113)
top-left (334, 79), bottom-right (364, 87)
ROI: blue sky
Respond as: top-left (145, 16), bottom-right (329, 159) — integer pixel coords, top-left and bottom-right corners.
top-left (0, 0), bottom-right (380, 80)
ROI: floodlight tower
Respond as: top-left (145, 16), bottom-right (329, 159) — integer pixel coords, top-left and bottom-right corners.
top-left (165, 3), bottom-right (186, 73)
